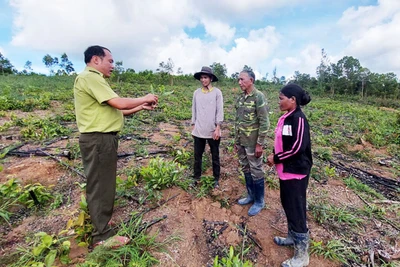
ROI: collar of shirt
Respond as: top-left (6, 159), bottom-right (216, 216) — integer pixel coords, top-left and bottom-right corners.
top-left (243, 87), bottom-right (255, 99)
top-left (201, 86), bottom-right (214, 94)
top-left (85, 66), bottom-right (104, 77)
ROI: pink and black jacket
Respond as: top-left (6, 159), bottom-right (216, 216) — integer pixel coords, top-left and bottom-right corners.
top-left (273, 106), bottom-right (313, 177)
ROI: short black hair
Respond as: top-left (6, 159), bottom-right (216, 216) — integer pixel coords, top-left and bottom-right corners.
top-left (240, 70), bottom-right (256, 83)
top-left (84, 45), bottom-right (111, 64)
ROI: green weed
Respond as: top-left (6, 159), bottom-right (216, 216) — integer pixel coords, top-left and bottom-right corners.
top-left (196, 176), bottom-right (216, 197)
top-left (140, 156), bottom-right (186, 190)
top-left (213, 246), bottom-right (253, 267)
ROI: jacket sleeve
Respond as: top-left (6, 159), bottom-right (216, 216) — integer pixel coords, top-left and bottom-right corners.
top-left (273, 115), bottom-right (309, 163)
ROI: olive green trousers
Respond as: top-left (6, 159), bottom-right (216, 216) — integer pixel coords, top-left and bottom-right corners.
top-left (79, 132), bottom-right (118, 244)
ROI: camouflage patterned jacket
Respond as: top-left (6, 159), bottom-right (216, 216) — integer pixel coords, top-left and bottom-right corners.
top-left (235, 88), bottom-right (270, 147)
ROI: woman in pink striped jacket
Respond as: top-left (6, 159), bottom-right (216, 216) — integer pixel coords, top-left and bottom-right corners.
top-left (267, 83), bottom-right (312, 267)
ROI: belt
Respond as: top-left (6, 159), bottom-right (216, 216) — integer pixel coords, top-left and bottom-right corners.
top-left (81, 132), bottom-right (119, 135)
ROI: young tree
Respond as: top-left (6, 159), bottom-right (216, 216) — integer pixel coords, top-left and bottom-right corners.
top-left (272, 66), bottom-right (279, 84)
top-left (157, 58), bottom-right (175, 85)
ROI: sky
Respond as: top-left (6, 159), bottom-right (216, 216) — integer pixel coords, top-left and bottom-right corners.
top-left (1, 0), bottom-right (400, 80)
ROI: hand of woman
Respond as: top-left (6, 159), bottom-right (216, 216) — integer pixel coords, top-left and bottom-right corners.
top-left (267, 153), bottom-right (275, 166)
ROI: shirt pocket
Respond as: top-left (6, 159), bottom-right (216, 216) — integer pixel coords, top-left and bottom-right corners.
top-left (243, 106), bottom-right (256, 120)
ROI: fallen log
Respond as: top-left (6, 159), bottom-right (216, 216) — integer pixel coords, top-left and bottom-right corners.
top-left (327, 159), bottom-right (399, 201)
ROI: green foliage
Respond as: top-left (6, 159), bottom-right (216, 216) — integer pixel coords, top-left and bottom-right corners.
top-left (172, 148), bottom-right (192, 166)
top-left (10, 232), bottom-right (71, 267)
top-left (65, 141), bottom-right (81, 160)
top-left (213, 246), bottom-right (253, 267)
top-left (18, 183), bottom-right (54, 208)
top-left (19, 117), bottom-right (71, 140)
top-left (116, 168), bottom-right (141, 202)
top-left (0, 179), bottom-right (55, 219)
top-left (60, 195), bottom-right (93, 247)
top-left (140, 157), bottom-right (186, 190)
top-left (196, 176), bottom-right (216, 197)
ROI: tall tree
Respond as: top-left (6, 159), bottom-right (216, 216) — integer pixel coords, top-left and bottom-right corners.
top-left (231, 72), bottom-right (239, 80)
top-left (0, 52), bottom-right (14, 75)
top-left (336, 56), bottom-right (362, 94)
top-left (210, 62), bottom-right (227, 81)
top-left (359, 67), bottom-right (371, 98)
top-left (316, 48), bottom-right (331, 93)
top-left (24, 60), bottom-right (33, 72)
top-left (292, 71), bottom-right (312, 89)
top-left (43, 54), bottom-right (59, 75)
top-left (59, 53), bottom-right (75, 75)
top-left (243, 65), bottom-right (253, 72)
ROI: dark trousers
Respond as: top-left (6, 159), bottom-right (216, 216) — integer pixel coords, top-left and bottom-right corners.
top-left (193, 136), bottom-right (220, 180)
top-left (79, 132), bottom-right (118, 244)
top-left (280, 175), bottom-right (310, 234)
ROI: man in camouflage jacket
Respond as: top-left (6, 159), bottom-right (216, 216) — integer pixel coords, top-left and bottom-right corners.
top-left (235, 70), bottom-right (270, 216)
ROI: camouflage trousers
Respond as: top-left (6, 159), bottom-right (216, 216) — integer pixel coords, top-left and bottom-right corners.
top-left (237, 145), bottom-right (264, 178)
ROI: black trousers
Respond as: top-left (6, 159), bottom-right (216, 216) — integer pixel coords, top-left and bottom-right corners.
top-left (280, 175), bottom-right (309, 234)
top-left (193, 136), bottom-right (220, 180)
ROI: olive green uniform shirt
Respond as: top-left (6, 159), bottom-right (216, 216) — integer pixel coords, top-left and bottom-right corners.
top-left (74, 67), bottom-right (124, 133)
top-left (235, 88), bottom-right (269, 147)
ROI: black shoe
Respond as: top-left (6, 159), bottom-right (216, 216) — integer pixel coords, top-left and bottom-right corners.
top-left (214, 180), bottom-right (219, 188)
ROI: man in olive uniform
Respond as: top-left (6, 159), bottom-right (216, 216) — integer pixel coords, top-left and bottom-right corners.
top-left (74, 45), bottom-right (158, 247)
top-left (235, 70), bottom-right (269, 216)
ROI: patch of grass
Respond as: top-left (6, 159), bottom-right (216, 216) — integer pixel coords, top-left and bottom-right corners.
top-left (344, 176), bottom-right (384, 200)
top-left (311, 239), bottom-right (360, 265)
top-left (265, 176), bottom-right (279, 190)
top-left (78, 213), bottom-right (180, 267)
top-left (308, 202), bottom-right (363, 227)
top-left (314, 147), bottom-right (333, 161)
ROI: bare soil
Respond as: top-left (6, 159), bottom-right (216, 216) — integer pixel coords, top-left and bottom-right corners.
top-left (0, 119), bottom-right (399, 267)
